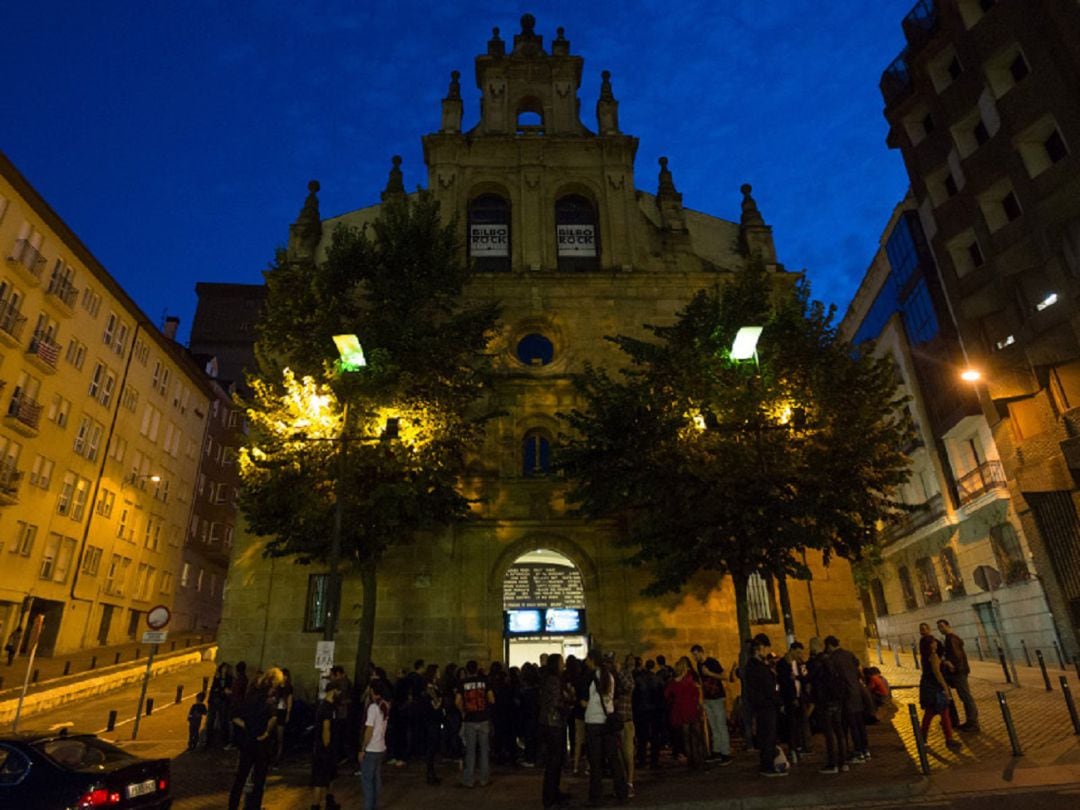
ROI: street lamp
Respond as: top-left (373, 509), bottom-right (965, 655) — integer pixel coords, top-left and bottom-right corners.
top-left (122, 472), bottom-right (161, 490)
top-left (731, 325), bottom-right (763, 363)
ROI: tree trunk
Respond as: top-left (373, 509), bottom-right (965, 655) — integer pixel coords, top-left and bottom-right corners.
top-left (733, 570), bottom-right (752, 648)
top-left (353, 561), bottom-right (378, 685)
top-left (777, 570), bottom-right (795, 645)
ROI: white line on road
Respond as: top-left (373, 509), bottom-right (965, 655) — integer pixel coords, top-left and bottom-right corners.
top-left (94, 691), bottom-right (196, 734)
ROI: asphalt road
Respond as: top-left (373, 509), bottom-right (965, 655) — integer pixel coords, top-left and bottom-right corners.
top-left (809, 784), bottom-right (1080, 809)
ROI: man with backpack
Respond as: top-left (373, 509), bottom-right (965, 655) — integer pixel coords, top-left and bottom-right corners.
top-left (455, 660), bottom-right (495, 788)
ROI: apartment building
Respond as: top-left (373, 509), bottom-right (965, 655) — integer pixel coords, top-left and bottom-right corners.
top-left (841, 198), bottom-right (1060, 657)
top-left (881, 0), bottom-right (1080, 653)
top-left (0, 151), bottom-right (212, 656)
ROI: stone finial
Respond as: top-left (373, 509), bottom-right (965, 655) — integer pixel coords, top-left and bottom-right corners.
top-left (287, 179), bottom-right (322, 263)
top-left (552, 25), bottom-right (569, 55)
top-left (488, 26), bottom-right (505, 56)
top-left (739, 183), bottom-right (776, 262)
top-left (596, 70), bottom-right (620, 134)
top-left (658, 157), bottom-right (679, 198)
top-left (740, 183), bottom-right (766, 227)
top-left (441, 70), bottom-right (463, 133)
top-left (657, 158), bottom-right (686, 232)
top-left (448, 70), bottom-right (461, 100)
top-left (521, 13), bottom-right (536, 34)
top-left (381, 156), bottom-right (405, 202)
top-left (599, 70), bottom-right (614, 101)
top-left (512, 12), bottom-right (544, 56)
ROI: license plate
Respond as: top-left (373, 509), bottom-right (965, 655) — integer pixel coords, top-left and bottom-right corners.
top-left (126, 778), bottom-right (157, 798)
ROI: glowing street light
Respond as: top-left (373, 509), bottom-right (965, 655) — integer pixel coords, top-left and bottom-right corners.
top-left (731, 326), bottom-right (763, 362)
top-left (333, 333), bottom-right (367, 372)
top-left (960, 368), bottom-right (981, 382)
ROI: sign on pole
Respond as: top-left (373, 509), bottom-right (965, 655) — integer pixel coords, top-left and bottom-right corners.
top-left (315, 640), bottom-right (335, 671)
top-left (146, 605), bottom-right (171, 630)
top-left (12, 614), bottom-right (44, 732)
top-left (141, 630), bottom-right (168, 645)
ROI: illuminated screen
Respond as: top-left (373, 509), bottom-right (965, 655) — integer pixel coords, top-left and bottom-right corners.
top-left (544, 609), bottom-right (582, 633)
top-left (506, 609), bottom-right (542, 634)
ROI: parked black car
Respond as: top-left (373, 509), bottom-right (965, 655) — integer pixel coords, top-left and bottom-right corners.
top-left (0, 731), bottom-right (171, 809)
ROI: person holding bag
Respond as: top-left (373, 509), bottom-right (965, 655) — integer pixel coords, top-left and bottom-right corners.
top-left (584, 651), bottom-right (629, 807)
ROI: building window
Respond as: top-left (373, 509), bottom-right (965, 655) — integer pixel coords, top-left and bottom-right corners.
top-left (516, 106), bottom-right (544, 134)
top-left (940, 547), bottom-right (965, 597)
top-left (468, 194), bottom-right (511, 273)
top-left (522, 429), bottom-right (551, 476)
top-left (82, 545), bottom-right (103, 576)
top-left (1044, 130), bottom-right (1069, 165)
top-left (1009, 51), bottom-right (1029, 83)
top-left (871, 578), bottom-right (889, 617)
top-left (747, 572), bottom-right (779, 624)
top-left (12, 521), bottom-right (37, 556)
top-left (990, 522), bottom-right (1028, 583)
top-left (915, 556), bottom-right (942, 604)
top-left (555, 195), bottom-right (599, 272)
top-left (305, 574), bottom-right (329, 632)
top-left (1002, 191), bottom-right (1021, 222)
top-left (516, 333), bottom-right (554, 366)
top-left (181, 562), bottom-right (191, 588)
top-left (947, 55), bottom-right (963, 81)
top-left (898, 565), bottom-right (919, 610)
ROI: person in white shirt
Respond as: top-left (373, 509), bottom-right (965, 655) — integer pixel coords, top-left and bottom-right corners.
top-left (583, 652), bottom-right (629, 806)
top-left (358, 681), bottom-right (390, 810)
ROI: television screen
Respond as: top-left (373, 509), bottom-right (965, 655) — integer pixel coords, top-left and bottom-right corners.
top-left (506, 609), bottom-right (543, 634)
top-left (545, 608), bottom-right (583, 633)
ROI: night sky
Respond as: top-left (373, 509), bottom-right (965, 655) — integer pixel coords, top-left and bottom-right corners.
top-left (1, 1), bottom-right (915, 343)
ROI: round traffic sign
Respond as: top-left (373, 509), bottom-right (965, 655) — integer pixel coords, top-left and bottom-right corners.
top-left (146, 605), bottom-right (171, 630)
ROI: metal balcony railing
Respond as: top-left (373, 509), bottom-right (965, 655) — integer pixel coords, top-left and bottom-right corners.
top-left (6, 393), bottom-right (43, 431)
top-left (883, 493), bottom-right (945, 543)
top-left (27, 332), bottom-right (61, 369)
top-left (7, 240), bottom-right (45, 279)
top-left (0, 460), bottom-right (22, 498)
top-left (957, 459), bottom-right (1008, 505)
top-left (881, 51), bottom-right (913, 106)
top-left (0, 301), bottom-right (27, 341)
top-left (46, 276), bottom-right (79, 309)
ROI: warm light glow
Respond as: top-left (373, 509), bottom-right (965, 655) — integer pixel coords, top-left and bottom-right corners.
top-left (691, 413), bottom-right (707, 432)
top-left (148, 475), bottom-right (161, 483)
top-left (731, 326), bottom-right (763, 361)
top-left (960, 368), bottom-right (981, 382)
top-left (333, 333), bottom-right (367, 371)
top-left (1036, 292), bottom-right (1058, 312)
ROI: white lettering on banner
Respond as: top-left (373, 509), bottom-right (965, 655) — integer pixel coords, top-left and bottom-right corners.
top-left (470, 224), bottom-right (509, 256)
top-left (315, 640), bottom-right (335, 670)
top-left (557, 225), bottom-right (596, 256)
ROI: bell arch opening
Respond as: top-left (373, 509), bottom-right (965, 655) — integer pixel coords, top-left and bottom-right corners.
top-left (502, 548), bottom-right (588, 666)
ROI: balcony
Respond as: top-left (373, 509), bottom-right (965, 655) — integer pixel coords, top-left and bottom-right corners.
top-left (26, 332), bottom-right (61, 373)
top-left (7, 240), bottom-right (45, 285)
top-left (45, 276), bottom-right (79, 315)
top-left (4, 392), bottom-right (43, 436)
top-left (902, 0), bottom-right (940, 51)
top-left (957, 459), bottom-right (1008, 505)
top-left (0, 301), bottom-right (27, 348)
top-left (0, 460), bottom-right (21, 505)
top-left (881, 51), bottom-right (913, 107)
top-left (883, 493), bottom-right (946, 543)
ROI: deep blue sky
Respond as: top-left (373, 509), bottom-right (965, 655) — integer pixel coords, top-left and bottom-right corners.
top-left (1, 1), bottom-right (915, 343)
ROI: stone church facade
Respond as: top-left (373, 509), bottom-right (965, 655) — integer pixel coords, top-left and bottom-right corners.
top-left (216, 15), bottom-right (864, 689)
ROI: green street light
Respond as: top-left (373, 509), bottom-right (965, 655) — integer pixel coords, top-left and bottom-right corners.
top-left (333, 333), bottom-right (367, 371)
top-left (731, 326), bottom-right (763, 362)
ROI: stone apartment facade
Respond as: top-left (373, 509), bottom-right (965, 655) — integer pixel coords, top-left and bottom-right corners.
top-left (214, 15), bottom-right (866, 689)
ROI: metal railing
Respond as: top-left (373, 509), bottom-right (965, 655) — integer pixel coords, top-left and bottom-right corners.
top-left (881, 51), bottom-right (913, 106)
top-left (883, 493), bottom-right (945, 543)
top-left (6, 393), bottom-right (43, 431)
top-left (7, 239), bottom-right (45, 279)
top-left (0, 300), bottom-right (27, 341)
top-left (0, 460), bottom-right (22, 496)
top-left (46, 276), bottom-right (79, 309)
top-left (957, 459), bottom-right (1008, 505)
top-left (27, 332), bottom-right (61, 369)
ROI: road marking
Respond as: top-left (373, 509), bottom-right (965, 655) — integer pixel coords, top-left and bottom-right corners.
top-left (49, 721), bottom-right (74, 731)
top-left (93, 691), bottom-right (196, 735)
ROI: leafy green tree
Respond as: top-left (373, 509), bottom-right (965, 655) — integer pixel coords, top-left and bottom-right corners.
top-left (559, 262), bottom-right (911, 644)
top-left (241, 191), bottom-right (499, 680)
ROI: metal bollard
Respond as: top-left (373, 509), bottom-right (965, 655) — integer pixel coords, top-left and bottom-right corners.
top-left (175, 685), bottom-right (183, 704)
top-left (89, 655), bottom-right (97, 670)
top-left (913, 642), bottom-right (920, 670)
top-left (115, 652), bottom-right (121, 665)
top-left (145, 698), bottom-right (154, 717)
top-left (1062, 677), bottom-right (1080, 735)
top-left (202, 676), bottom-right (209, 695)
top-left (877, 638), bottom-right (883, 665)
top-left (1037, 650), bottom-right (1052, 691)
top-left (975, 636), bottom-right (984, 662)
top-left (134, 648), bottom-right (140, 659)
top-left (1054, 640), bottom-right (1065, 670)
top-left (895, 643), bottom-right (902, 667)
top-left (171, 641), bottom-right (176, 652)
top-left (998, 645), bottom-right (1012, 684)
top-left (997, 692), bottom-right (1023, 756)
top-left (106, 710), bottom-right (118, 732)
top-left (63, 661), bottom-right (71, 676)
top-left (31, 669), bottom-right (38, 684)
top-left (908, 704), bottom-right (931, 775)
top-left (1021, 640), bottom-right (1032, 668)
top-left (185, 638), bottom-right (191, 648)
top-left (0, 675), bottom-right (4, 690)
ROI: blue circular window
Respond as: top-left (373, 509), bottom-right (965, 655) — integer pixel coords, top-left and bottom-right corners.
top-left (516, 333), bottom-right (554, 366)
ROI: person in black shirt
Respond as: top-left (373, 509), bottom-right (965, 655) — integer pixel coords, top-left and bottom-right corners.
top-left (228, 667), bottom-right (284, 810)
top-left (187, 691), bottom-right (207, 751)
top-left (310, 683), bottom-right (341, 810)
top-left (745, 634), bottom-right (787, 777)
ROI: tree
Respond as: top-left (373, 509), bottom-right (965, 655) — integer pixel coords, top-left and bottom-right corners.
top-left (240, 190), bottom-right (499, 681)
top-left (558, 262), bottom-right (912, 645)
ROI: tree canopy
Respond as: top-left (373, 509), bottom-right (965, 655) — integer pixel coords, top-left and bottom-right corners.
top-left (558, 262), bottom-right (911, 642)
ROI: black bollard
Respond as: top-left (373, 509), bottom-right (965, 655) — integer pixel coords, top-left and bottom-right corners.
top-left (134, 648), bottom-right (140, 659)
top-left (975, 636), bottom-right (984, 662)
top-left (998, 645), bottom-right (1012, 684)
top-left (894, 642), bottom-right (902, 668)
top-left (913, 642), bottom-right (920, 670)
top-left (908, 703), bottom-right (931, 775)
top-left (1062, 677), bottom-right (1080, 735)
top-left (185, 638), bottom-right (190, 648)
top-left (1054, 640), bottom-right (1065, 670)
top-left (115, 652), bottom-right (121, 665)
top-left (31, 669), bottom-right (38, 684)
top-left (106, 710), bottom-right (117, 732)
top-left (175, 685), bottom-right (183, 704)
top-left (1037, 650), bottom-right (1052, 691)
top-left (145, 698), bottom-right (154, 717)
top-left (63, 661), bottom-right (71, 676)
top-left (171, 641), bottom-right (176, 652)
top-left (89, 655), bottom-right (96, 670)
top-left (877, 638), bottom-right (883, 665)
top-left (0, 675), bottom-right (4, 690)
top-left (1021, 640), bottom-right (1032, 667)
top-left (202, 675), bottom-right (209, 695)
top-left (997, 692), bottom-right (1023, 756)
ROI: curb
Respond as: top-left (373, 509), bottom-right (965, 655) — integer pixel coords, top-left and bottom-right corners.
top-left (653, 776), bottom-right (928, 809)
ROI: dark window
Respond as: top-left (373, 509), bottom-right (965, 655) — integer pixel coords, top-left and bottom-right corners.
top-left (915, 556), bottom-right (942, 604)
top-left (517, 110), bottom-right (544, 134)
top-left (1002, 191), bottom-right (1022, 222)
top-left (304, 574), bottom-right (328, 632)
top-left (555, 195), bottom-right (599, 272)
top-left (747, 572), bottom-right (779, 624)
top-left (989, 523), bottom-right (1028, 584)
top-left (1045, 130), bottom-right (1068, 164)
top-left (871, 578), bottom-right (889, 617)
top-left (947, 55), bottom-right (963, 81)
top-left (940, 547), bottom-right (966, 597)
top-left (973, 120), bottom-right (989, 146)
top-left (901, 280), bottom-right (940, 345)
top-left (523, 430), bottom-right (551, 476)
top-left (968, 240), bottom-right (985, 267)
top-left (922, 113), bottom-right (935, 135)
top-left (469, 194), bottom-right (511, 272)
top-left (516, 333), bottom-right (554, 366)
top-left (1009, 52), bottom-right (1029, 83)
top-left (944, 174), bottom-right (958, 197)
top-left (898, 565), bottom-right (919, 610)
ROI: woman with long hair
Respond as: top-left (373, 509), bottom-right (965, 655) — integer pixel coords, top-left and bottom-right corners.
top-left (584, 652), bottom-right (629, 806)
top-left (918, 623), bottom-right (961, 751)
top-left (359, 680), bottom-right (391, 810)
top-left (665, 656), bottom-right (706, 768)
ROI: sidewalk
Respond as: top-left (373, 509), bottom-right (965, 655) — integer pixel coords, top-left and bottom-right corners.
top-left (0, 631), bottom-right (213, 697)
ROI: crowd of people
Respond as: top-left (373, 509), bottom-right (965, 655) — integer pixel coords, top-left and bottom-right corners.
top-left (200, 622), bottom-right (981, 810)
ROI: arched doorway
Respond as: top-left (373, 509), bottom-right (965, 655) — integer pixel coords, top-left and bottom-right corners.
top-left (502, 548), bottom-right (588, 666)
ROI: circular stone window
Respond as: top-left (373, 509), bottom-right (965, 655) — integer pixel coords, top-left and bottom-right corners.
top-left (516, 333), bottom-right (554, 366)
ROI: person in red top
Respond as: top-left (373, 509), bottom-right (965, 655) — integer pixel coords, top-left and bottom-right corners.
top-left (664, 656), bottom-right (706, 768)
